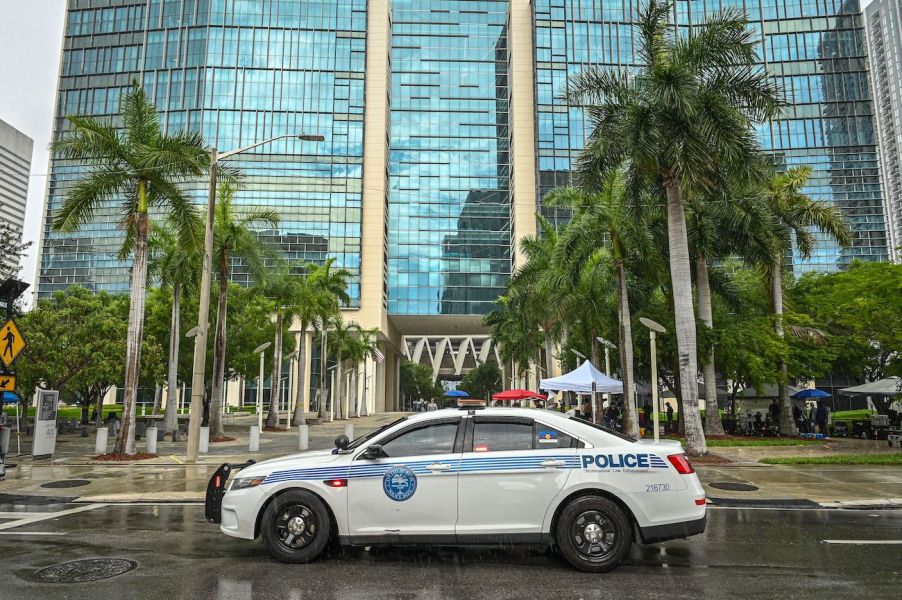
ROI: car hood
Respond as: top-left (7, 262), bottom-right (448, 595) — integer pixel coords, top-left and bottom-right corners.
top-left (237, 449), bottom-right (343, 478)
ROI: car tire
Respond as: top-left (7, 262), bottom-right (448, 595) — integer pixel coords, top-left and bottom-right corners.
top-left (555, 495), bottom-right (632, 573)
top-left (261, 489), bottom-right (331, 564)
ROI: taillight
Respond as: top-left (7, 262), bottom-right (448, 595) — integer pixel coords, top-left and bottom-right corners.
top-left (667, 453), bottom-right (695, 474)
top-left (323, 479), bottom-right (348, 488)
top-left (214, 475), bottom-right (222, 488)
top-left (695, 498), bottom-right (706, 505)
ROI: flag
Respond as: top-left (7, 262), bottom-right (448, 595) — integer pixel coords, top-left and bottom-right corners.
top-left (374, 348), bottom-right (385, 364)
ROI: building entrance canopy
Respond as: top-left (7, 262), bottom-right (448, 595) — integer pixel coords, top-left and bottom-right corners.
top-left (539, 361), bottom-right (623, 394)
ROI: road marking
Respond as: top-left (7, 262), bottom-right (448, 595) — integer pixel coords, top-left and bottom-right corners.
top-left (822, 539), bottom-right (902, 545)
top-left (0, 531), bottom-right (64, 536)
top-left (0, 511), bottom-right (62, 518)
top-left (170, 455), bottom-right (184, 464)
top-left (0, 504), bottom-right (105, 531)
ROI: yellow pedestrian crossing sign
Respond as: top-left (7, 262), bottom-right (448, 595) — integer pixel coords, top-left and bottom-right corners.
top-left (0, 318), bottom-right (26, 368)
top-left (0, 373), bottom-right (15, 392)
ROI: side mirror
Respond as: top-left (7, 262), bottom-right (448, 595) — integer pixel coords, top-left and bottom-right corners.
top-left (361, 445), bottom-right (385, 460)
top-left (334, 434), bottom-right (349, 451)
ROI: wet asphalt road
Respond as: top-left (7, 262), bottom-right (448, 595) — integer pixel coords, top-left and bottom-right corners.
top-left (0, 502), bottom-right (900, 599)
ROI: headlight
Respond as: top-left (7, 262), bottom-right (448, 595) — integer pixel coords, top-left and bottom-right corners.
top-left (230, 476), bottom-right (265, 491)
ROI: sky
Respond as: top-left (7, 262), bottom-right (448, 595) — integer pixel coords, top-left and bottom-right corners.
top-left (0, 0), bottom-right (65, 298)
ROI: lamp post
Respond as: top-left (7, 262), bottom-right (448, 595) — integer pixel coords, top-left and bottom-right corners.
top-left (185, 133), bottom-right (323, 461)
top-left (253, 342), bottom-right (272, 431)
top-left (284, 350), bottom-right (298, 428)
top-left (639, 318), bottom-right (667, 442)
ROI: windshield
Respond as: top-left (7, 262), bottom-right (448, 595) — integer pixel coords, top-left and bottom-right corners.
top-left (570, 416), bottom-right (637, 443)
top-left (346, 417), bottom-right (408, 450)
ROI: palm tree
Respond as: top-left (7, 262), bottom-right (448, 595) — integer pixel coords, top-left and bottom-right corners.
top-left (485, 291), bottom-right (543, 388)
top-left (312, 259), bottom-right (352, 416)
top-left (52, 84), bottom-right (209, 455)
top-left (263, 268), bottom-right (301, 429)
top-left (208, 182), bottom-right (279, 437)
top-left (290, 261), bottom-right (346, 424)
top-left (335, 324), bottom-right (379, 418)
top-left (564, 1), bottom-right (784, 454)
top-left (329, 315), bottom-right (357, 420)
top-left (759, 166), bottom-right (852, 433)
top-left (545, 170), bottom-right (659, 438)
top-left (513, 216), bottom-right (567, 380)
top-left (148, 223), bottom-right (202, 439)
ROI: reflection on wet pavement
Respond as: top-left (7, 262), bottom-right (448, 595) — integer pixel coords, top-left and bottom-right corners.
top-left (0, 502), bottom-right (899, 599)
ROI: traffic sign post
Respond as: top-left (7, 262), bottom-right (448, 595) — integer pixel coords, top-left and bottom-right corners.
top-left (0, 373), bottom-right (15, 392)
top-left (0, 318), bottom-right (26, 369)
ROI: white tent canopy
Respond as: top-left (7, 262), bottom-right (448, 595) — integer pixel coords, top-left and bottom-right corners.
top-left (839, 376), bottom-right (901, 396)
top-left (540, 360), bottom-right (624, 394)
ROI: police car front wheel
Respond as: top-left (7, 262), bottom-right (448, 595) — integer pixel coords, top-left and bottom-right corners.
top-left (261, 490), bottom-right (330, 564)
top-left (555, 496), bottom-right (632, 573)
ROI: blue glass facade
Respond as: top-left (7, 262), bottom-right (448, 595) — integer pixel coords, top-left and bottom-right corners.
top-left (533, 0), bottom-right (890, 273)
top-left (41, 0), bottom-right (367, 303)
top-left (386, 0), bottom-right (512, 315)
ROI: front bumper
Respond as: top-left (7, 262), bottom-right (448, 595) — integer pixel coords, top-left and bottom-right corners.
top-left (638, 515), bottom-right (707, 544)
top-left (204, 460), bottom-right (256, 524)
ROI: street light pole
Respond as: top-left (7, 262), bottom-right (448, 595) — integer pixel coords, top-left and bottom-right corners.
top-left (639, 318), bottom-right (667, 442)
top-left (185, 134), bottom-right (323, 461)
top-left (254, 342), bottom-right (271, 431)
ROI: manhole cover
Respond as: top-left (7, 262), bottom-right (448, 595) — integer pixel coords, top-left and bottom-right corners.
top-left (40, 480), bottom-right (92, 489)
top-left (709, 482), bottom-right (759, 492)
top-left (34, 558), bottom-right (137, 583)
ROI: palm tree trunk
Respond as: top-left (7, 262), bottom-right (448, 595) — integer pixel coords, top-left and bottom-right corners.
top-left (695, 255), bottom-right (725, 436)
top-left (152, 384), bottom-right (162, 413)
top-left (164, 283), bottom-right (181, 438)
top-left (590, 330), bottom-right (599, 367)
top-left (615, 259), bottom-right (639, 437)
top-left (352, 363), bottom-right (360, 417)
top-left (267, 311), bottom-right (284, 428)
top-left (543, 329), bottom-right (555, 379)
top-left (114, 193), bottom-right (149, 456)
top-left (318, 326), bottom-right (328, 417)
top-left (293, 326), bottom-right (307, 424)
top-left (771, 256), bottom-right (795, 435)
top-left (336, 351), bottom-right (345, 419)
top-left (209, 269), bottom-right (229, 436)
top-left (663, 181), bottom-right (706, 455)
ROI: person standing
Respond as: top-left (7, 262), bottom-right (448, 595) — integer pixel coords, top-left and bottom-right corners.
top-left (580, 398), bottom-right (593, 422)
top-left (427, 398), bottom-right (438, 412)
top-left (815, 403), bottom-right (829, 435)
top-left (665, 402), bottom-right (674, 433)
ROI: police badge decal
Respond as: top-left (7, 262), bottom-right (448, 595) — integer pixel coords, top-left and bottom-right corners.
top-left (383, 466), bottom-right (417, 501)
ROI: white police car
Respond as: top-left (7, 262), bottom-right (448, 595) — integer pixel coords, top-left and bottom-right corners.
top-left (204, 403), bottom-right (706, 572)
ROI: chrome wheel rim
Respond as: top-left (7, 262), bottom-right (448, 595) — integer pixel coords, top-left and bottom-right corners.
top-left (274, 504), bottom-right (317, 551)
top-left (571, 510), bottom-right (616, 561)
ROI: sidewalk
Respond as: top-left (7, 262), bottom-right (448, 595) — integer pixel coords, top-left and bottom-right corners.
top-left (0, 412), bottom-right (406, 503)
top-left (1, 417), bottom-right (900, 508)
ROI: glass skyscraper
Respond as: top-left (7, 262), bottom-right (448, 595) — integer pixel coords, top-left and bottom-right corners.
top-left (534, 0), bottom-right (889, 273)
top-left (39, 0), bottom-right (891, 409)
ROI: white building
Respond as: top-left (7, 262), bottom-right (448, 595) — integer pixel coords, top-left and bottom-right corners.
top-left (0, 119), bottom-right (33, 276)
top-left (865, 0), bottom-right (902, 260)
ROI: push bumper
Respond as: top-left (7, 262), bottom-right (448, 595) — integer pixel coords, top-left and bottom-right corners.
top-left (638, 515), bottom-right (707, 544)
top-left (204, 460), bottom-right (256, 524)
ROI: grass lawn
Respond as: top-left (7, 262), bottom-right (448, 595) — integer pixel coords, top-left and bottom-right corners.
top-left (761, 454), bottom-right (902, 465)
top-left (706, 438), bottom-right (827, 447)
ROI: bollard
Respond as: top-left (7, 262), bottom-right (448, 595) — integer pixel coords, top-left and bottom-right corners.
top-left (146, 427), bottom-right (158, 454)
top-left (199, 426), bottom-right (210, 453)
top-left (249, 425), bottom-right (260, 452)
top-left (344, 423), bottom-right (354, 441)
top-left (95, 427), bottom-right (109, 454)
top-left (298, 424), bottom-right (309, 451)
top-left (0, 427), bottom-right (10, 455)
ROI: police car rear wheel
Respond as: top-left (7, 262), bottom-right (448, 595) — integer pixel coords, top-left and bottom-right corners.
top-left (556, 496), bottom-right (631, 573)
top-left (262, 490), bottom-right (330, 564)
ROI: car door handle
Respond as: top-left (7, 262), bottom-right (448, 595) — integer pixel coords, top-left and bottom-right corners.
top-left (540, 459), bottom-right (566, 468)
top-left (426, 463), bottom-right (452, 472)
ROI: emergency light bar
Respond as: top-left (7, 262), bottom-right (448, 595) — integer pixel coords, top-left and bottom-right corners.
top-left (457, 398), bottom-right (486, 409)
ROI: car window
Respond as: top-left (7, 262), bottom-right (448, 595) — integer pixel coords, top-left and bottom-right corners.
top-left (380, 423), bottom-right (459, 458)
top-left (472, 421), bottom-right (534, 452)
top-left (534, 423), bottom-right (576, 449)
